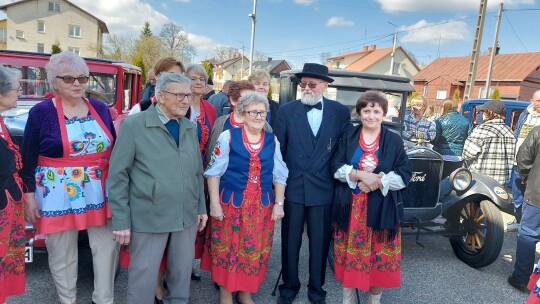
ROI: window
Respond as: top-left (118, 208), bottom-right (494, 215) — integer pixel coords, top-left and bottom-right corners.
top-left (68, 25), bottom-right (81, 38)
top-left (423, 85), bottom-right (428, 97)
top-left (436, 89), bottom-right (447, 100)
top-left (15, 30), bottom-right (24, 39)
top-left (37, 20), bottom-right (45, 33)
top-left (37, 43), bottom-right (44, 53)
top-left (68, 47), bottom-right (80, 55)
top-left (478, 87), bottom-right (494, 99)
top-left (48, 2), bottom-right (60, 12)
top-left (0, 28), bottom-right (6, 43)
top-left (392, 62), bottom-right (401, 75)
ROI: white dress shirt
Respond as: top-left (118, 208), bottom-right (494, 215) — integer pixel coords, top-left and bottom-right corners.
top-left (306, 98), bottom-right (324, 136)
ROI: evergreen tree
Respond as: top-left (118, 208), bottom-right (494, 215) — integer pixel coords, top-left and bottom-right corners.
top-left (202, 61), bottom-right (213, 82)
top-left (491, 87), bottom-right (501, 100)
top-left (133, 52), bottom-right (147, 84)
top-left (453, 88), bottom-right (460, 101)
top-left (141, 21), bottom-right (152, 38)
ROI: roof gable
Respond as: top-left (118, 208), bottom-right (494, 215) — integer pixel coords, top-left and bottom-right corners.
top-left (252, 60), bottom-right (290, 72)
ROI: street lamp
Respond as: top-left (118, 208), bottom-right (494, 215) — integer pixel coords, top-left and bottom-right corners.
top-left (248, 0), bottom-right (257, 76)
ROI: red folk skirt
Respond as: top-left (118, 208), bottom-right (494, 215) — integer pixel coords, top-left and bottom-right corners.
top-left (0, 185), bottom-right (26, 302)
top-left (201, 194), bottom-right (274, 293)
top-left (333, 192), bottom-right (401, 291)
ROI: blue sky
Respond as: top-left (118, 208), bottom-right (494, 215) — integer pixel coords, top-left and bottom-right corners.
top-left (1, 0), bottom-right (539, 67)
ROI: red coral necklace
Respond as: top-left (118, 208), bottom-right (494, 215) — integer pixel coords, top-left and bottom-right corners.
top-left (242, 127), bottom-right (264, 154)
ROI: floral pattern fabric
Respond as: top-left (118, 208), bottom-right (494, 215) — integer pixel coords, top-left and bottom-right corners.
top-left (333, 150), bottom-right (402, 291)
top-left (527, 258), bottom-right (540, 303)
top-left (35, 116), bottom-right (112, 235)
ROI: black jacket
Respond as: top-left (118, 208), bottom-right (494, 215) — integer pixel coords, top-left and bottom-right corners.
top-left (517, 125), bottom-right (540, 207)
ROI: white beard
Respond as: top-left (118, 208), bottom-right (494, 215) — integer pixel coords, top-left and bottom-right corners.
top-left (301, 92), bottom-right (322, 106)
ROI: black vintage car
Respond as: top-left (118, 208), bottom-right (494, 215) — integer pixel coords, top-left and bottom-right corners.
top-left (278, 69), bottom-right (512, 268)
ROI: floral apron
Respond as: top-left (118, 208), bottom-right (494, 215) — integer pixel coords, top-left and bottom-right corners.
top-left (34, 98), bottom-right (113, 235)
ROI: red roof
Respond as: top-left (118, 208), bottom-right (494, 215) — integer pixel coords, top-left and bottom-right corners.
top-left (413, 52), bottom-right (540, 82)
top-left (328, 46), bottom-right (420, 72)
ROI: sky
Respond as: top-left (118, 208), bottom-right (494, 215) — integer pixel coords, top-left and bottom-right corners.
top-left (1, 0), bottom-right (539, 68)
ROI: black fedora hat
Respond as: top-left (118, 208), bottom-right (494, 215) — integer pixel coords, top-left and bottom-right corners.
top-left (295, 63), bottom-right (334, 83)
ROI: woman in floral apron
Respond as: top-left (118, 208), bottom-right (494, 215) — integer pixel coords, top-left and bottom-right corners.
top-left (332, 91), bottom-right (412, 304)
top-left (0, 66), bottom-right (25, 303)
top-left (20, 52), bottom-right (119, 304)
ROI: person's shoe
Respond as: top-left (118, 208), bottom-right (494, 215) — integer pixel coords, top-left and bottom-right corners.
top-left (343, 288), bottom-right (356, 304)
top-left (154, 296), bottom-right (164, 304)
top-left (309, 299), bottom-right (327, 304)
top-left (506, 219), bottom-right (520, 232)
top-left (507, 276), bottom-right (529, 293)
top-left (277, 296), bottom-right (293, 304)
top-left (191, 272), bottom-right (202, 281)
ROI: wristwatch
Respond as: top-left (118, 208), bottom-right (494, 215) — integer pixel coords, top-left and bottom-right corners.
top-left (275, 201), bottom-right (284, 206)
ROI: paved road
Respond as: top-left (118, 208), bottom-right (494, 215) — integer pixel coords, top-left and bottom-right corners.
top-left (9, 213), bottom-right (528, 304)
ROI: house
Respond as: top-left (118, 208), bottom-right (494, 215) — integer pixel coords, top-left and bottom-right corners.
top-left (326, 45), bottom-right (420, 80)
top-left (412, 52), bottom-right (540, 104)
top-left (210, 54), bottom-right (250, 87)
top-left (0, 0), bottom-right (108, 57)
top-left (251, 58), bottom-right (291, 78)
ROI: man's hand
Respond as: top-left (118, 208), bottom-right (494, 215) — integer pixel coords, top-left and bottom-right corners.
top-left (113, 229), bottom-right (131, 246)
top-left (197, 214), bottom-right (208, 231)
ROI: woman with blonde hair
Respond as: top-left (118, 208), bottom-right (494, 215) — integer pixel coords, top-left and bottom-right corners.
top-left (402, 96), bottom-right (436, 145)
top-left (248, 69), bottom-right (280, 128)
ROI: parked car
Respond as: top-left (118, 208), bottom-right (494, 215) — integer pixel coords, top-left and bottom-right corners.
top-left (0, 50), bottom-right (143, 262)
top-left (461, 99), bottom-right (529, 131)
top-left (278, 69), bottom-right (512, 268)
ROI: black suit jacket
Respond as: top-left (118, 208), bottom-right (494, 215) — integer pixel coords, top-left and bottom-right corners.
top-left (274, 97), bottom-right (351, 206)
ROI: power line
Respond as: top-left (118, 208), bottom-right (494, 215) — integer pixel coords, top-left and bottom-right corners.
top-left (503, 10), bottom-right (528, 52)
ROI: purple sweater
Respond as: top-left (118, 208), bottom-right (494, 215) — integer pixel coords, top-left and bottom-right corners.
top-left (20, 99), bottom-right (116, 192)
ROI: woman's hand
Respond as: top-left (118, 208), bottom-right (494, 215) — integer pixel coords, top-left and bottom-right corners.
top-left (113, 229), bottom-right (131, 246)
top-left (358, 171), bottom-right (382, 192)
top-left (24, 193), bottom-right (41, 224)
top-left (210, 202), bottom-right (224, 221)
top-left (271, 205), bottom-right (284, 221)
top-left (197, 214), bottom-right (208, 231)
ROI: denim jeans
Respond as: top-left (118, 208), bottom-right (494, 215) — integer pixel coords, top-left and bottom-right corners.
top-left (512, 203), bottom-right (540, 285)
top-left (511, 166), bottom-right (524, 222)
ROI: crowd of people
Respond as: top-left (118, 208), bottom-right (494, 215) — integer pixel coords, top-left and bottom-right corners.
top-left (1, 50), bottom-right (540, 304)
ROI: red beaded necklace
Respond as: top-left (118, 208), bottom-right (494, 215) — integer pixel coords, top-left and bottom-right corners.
top-left (194, 99), bottom-right (209, 154)
top-left (229, 111), bottom-right (243, 128)
top-left (242, 127), bottom-right (265, 154)
top-left (0, 116), bottom-right (23, 171)
top-left (359, 129), bottom-right (380, 153)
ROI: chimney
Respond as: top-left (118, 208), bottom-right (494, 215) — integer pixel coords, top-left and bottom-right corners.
top-left (267, 57), bottom-right (272, 62)
top-left (486, 47), bottom-right (492, 56)
top-left (362, 46), bottom-right (368, 52)
top-left (370, 45), bottom-right (376, 51)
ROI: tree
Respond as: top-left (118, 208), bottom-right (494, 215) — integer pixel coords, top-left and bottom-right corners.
top-left (141, 21), bottom-right (152, 38)
top-left (51, 41), bottom-right (62, 54)
top-left (254, 51), bottom-right (267, 62)
top-left (320, 52), bottom-right (331, 65)
top-left (453, 88), bottom-right (460, 101)
top-left (491, 87), bottom-right (501, 100)
top-left (133, 51), bottom-right (147, 84)
top-left (214, 45), bottom-right (239, 61)
top-left (201, 61), bottom-right (213, 82)
top-left (159, 22), bottom-right (196, 63)
top-left (100, 33), bottom-right (136, 61)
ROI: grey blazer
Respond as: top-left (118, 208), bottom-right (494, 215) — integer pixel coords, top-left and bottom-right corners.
top-left (108, 104), bottom-right (206, 233)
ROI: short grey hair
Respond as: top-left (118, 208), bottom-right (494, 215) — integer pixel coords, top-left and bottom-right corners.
top-left (45, 51), bottom-right (89, 91)
top-left (155, 72), bottom-right (191, 95)
top-left (0, 66), bottom-right (22, 96)
top-left (186, 64), bottom-right (208, 82)
top-left (237, 91), bottom-right (269, 114)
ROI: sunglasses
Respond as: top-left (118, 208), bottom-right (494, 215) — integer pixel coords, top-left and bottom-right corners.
top-left (299, 81), bottom-right (323, 89)
top-left (56, 76), bottom-right (90, 84)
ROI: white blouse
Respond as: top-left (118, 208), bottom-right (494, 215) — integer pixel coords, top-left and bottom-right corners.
top-left (334, 164), bottom-right (406, 196)
top-left (204, 130), bottom-right (289, 185)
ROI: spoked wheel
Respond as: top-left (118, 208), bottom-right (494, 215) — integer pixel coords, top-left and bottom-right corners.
top-left (448, 200), bottom-right (504, 268)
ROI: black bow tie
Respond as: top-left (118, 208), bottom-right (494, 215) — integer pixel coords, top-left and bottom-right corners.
top-left (305, 102), bottom-right (322, 112)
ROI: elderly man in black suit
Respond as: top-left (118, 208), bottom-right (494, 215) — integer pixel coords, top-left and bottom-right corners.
top-left (274, 63), bottom-right (351, 304)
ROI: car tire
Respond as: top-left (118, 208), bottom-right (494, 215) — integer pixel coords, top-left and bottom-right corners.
top-left (448, 200), bottom-right (504, 268)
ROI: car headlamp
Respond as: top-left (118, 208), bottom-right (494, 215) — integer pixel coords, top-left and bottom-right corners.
top-left (449, 168), bottom-right (472, 192)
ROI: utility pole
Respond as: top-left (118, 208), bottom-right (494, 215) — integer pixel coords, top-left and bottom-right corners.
top-left (388, 22), bottom-right (398, 76)
top-left (485, 3), bottom-right (503, 98)
top-left (237, 41), bottom-right (246, 79)
top-left (248, 0), bottom-right (257, 76)
top-left (464, 0), bottom-right (488, 100)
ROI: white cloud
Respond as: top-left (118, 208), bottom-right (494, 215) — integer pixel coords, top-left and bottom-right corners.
top-left (294, 0), bottom-right (315, 5)
top-left (174, 0), bottom-right (191, 2)
top-left (187, 33), bottom-right (217, 52)
top-left (375, 0), bottom-right (533, 12)
top-left (326, 16), bottom-right (354, 27)
top-left (399, 19), bottom-right (469, 45)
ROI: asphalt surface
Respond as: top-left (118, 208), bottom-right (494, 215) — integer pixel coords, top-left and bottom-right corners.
top-left (9, 213), bottom-right (528, 304)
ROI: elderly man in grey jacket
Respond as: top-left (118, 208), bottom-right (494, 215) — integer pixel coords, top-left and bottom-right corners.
top-left (108, 72), bottom-right (208, 304)
top-left (508, 125), bottom-right (540, 293)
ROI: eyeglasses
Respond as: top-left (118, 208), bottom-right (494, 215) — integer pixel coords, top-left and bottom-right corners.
top-left (189, 77), bottom-right (206, 83)
top-left (163, 91), bottom-right (194, 101)
top-left (10, 86), bottom-right (22, 93)
top-left (299, 81), bottom-right (323, 89)
top-left (56, 76), bottom-right (89, 84)
top-left (246, 110), bottom-right (268, 118)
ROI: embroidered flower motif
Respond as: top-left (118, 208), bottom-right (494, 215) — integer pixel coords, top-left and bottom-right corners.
top-left (88, 167), bottom-right (102, 180)
top-left (84, 132), bottom-right (96, 139)
top-left (65, 183), bottom-right (82, 201)
top-left (70, 168), bottom-right (84, 182)
top-left (70, 140), bottom-right (84, 153)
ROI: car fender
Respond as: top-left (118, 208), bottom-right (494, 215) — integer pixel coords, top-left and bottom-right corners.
top-left (439, 172), bottom-right (513, 215)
